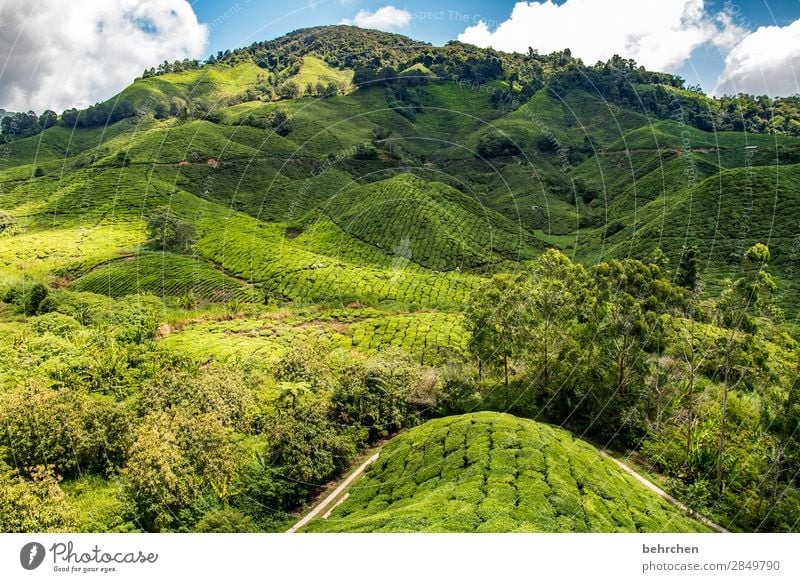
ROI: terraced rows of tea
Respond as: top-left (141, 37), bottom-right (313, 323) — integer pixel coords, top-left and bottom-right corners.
top-left (307, 413), bottom-right (708, 533)
top-left (160, 308), bottom-right (466, 364)
top-left (70, 252), bottom-right (260, 302)
top-left (322, 174), bottom-right (540, 272)
top-left (194, 208), bottom-right (480, 307)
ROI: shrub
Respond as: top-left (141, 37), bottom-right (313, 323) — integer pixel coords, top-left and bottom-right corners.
top-left (146, 208), bottom-right (196, 252)
top-left (0, 381), bottom-right (132, 477)
top-left (111, 295), bottom-right (163, 344)
top-left (23, 282), bottom-right (49, 315)
top-left (0, 211), bottom-right (16, 235)
top-left (263, 401), bottom-right (356, 486)
top-left (0, 463), bottom-right (76, 532)
top-left (536, 133), bottom-right (558, 152)
top-left (193, 507), bottom-right (254, 532)
top-left (136, 365), bottom-right (254, 431)
top-left (476, 134), bottom-right (521, 158)
top-left (123, 410), bottom-right (242, 531)
top-left (330, 353), bottom-right (419, 442)
top-left (29, 312), bottom-right (82, 337)
top-left (605, 220), bottom-right (625, 238)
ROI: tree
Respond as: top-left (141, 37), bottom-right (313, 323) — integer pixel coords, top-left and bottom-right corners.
top-left (678, 245), bottom-right (701, 290)
top-left (23, 282), bottom-right (48, 315)
top-left (586, 293), bottom-right (653, 442)
top-left (330, 352), bottom-right (418, 442)
top-left (263, 402), bottom-right (355, 485)
top-left (465, 274), bottom-right (524, 388)
top-left (0, 381), bottom-right (131, 477)
top-left (39, 110), bottom-right (57, 129)
top-left (477, 133), bottom-right (522, 158)
top-left (325, 81), bottom-right (340, 97)
top-left (146, 208), bottom-right (196, 252)
top-left (278, 81), bottom-right (301, 100)
top-left (269, 107), bottom-right (292, 136)
top-left (516, 250), bottom-right (589, 417)
top-left (674, 309), bottom-right (706, 470)
top-left (715, 243), bottom-right (776, 491)
top-left (123, 410), bottom-right (241, 531)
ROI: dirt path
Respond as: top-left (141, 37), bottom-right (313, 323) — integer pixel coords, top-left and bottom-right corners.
top-left (600, 450), bottom-right (728, 533)
top-left (286, 451), bottom-right (380, 533)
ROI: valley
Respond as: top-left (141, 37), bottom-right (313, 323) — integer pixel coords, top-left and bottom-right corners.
top-left (1, 25), bottom-right (799, 534)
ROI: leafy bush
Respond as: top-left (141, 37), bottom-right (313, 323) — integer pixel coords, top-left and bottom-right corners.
top-left (263, 402), bottom-right (356, 486)
top-left (0, 211), bottom-right (17, 235)
top-left (0, 382), bottom-right (132, 477)
top-left (193, 507), bottom-right (255, 532)
top-left (23, 283), bottom-right (48, 316)
top-left (136, 365), bottom-right (254, 431)
top-left (476, 134), bottom-right (521, 158)
top-left (330, 352), bottom-right (419, 442)
top-left (146, 208), bottom-right (197, 252)
top-left (29, 312), bottom-right (82, 337)
top-left (123, 410), bottom-right (242, 531)
top-left (0, 463), bottom-right (76, 532)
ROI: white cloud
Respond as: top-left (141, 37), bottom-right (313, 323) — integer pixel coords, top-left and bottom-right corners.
top-left (713, 19), bottom-right (800, 97)
top-left (341, 5), bottom-right (411, 30)
top-left (0, 0), bottom-right (208, 112)
top-left (458, 0), bottom-right (745, 72)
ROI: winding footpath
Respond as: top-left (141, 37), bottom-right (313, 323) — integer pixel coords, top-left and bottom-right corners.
top-left (286, 451), bottom-right (381, 533)
top-left (600, 450), bottom-right (729, 533)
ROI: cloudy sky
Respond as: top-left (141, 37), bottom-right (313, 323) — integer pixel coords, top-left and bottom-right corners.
top-left (0, 0), bottom-right (798, 112)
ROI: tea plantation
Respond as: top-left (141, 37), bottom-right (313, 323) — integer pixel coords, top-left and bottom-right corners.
top-left (2, 24), bottom-right (800, 534)
top-left (307, 413), bottom-right (709, 533)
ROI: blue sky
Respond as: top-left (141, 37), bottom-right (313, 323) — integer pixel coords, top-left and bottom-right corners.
top-left (1, 0), bottom-right (798, 112)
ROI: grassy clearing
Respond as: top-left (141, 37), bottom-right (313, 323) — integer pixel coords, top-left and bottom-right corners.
top-left (307, 412), bottom-right (710, 532)
top-left (291, 56), bottom-right (354, 92)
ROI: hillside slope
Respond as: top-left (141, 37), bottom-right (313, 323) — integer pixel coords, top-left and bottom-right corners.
top-left (322, 174), bottom-right (540, 271)
top-left (307, 412), bottom-right (709, 533)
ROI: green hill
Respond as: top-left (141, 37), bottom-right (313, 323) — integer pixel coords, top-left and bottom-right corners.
top-left (307, 413), bottom-right (709, 533)
top-left (2, 24), bottom-right (800, 535)
top-left (322, 174), bottom-right (541, 271)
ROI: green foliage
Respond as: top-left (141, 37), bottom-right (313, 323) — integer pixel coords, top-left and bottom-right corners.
top-left (677, 245), bottom-right (701, 290)
top-left (1, 25), bottom-right (800, 535)
top-left (330, 351), bottom-right (419, 442)
top-left (322, 173), bottom-right (540, 272)
top-left (0, 463), bottom-right (77, 532)
top-left (146, 208), bottom-right (197, 252)
top-left (136, 366), bottom-right (254, 432)
top-left (263, 402), bottom-right (356, 485)
top-left (193, 507), bottom-right (255, 532)
top-left (477, 133), bottom-right (522, 158)
top-left (308, 413), bottom-right (708, 532)
top-left (70, 252), bottom-right (260, 303)
top-left (122, 409), bottom-right (242, 531)
top-left (20, 282), bottom-right (49, 316)
top-left (29, 312), bottom-right (82, 337)
top-left (0, 381), bottom-right (132, 477)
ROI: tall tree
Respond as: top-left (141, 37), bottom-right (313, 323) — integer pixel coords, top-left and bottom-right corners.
top-left (517, 249), bottom-right (589, 418)
top-left (716, 243), bottom-right (776, 491)
top-left (465, 274), bottom-right (524, 389)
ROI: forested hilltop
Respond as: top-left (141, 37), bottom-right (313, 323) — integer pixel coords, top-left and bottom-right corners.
top-left (1, 25), bottom-right (799, 534)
